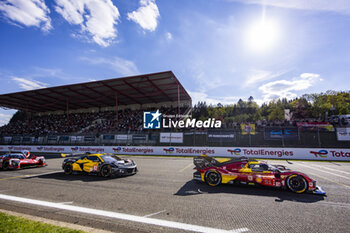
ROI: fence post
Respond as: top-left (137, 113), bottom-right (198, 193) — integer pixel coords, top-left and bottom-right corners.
top-left (317, 127), bottom-right (321, 147)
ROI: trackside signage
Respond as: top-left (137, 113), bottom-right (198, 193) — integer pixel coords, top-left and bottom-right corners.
top-left (143, 110), bottom-right (221, 129)
top-left (1, 145), bottom-right (350, 161)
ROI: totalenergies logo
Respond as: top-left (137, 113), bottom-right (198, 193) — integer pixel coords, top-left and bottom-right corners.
top-left (8, 146), bottom-right (13, 151)
top-left (113, 147), bottom-right (122, 153)
top-left (310, 150), bottom-right (328, 158)
top-left (227, 148), bottom-right (241, 156)
top-left (37, 146), bottom-right (44, 151)
top-left (71, 146), bottom-right (79, 152)
top-left (163, 148), bottom-right (175, 154)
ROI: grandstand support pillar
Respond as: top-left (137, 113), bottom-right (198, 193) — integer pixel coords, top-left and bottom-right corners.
top-left (177, 84), bottom-right (180, 117)
top-left (115, 93), bottom-right (118, 122)
top-left (66, 98), bottom-right (70, 124)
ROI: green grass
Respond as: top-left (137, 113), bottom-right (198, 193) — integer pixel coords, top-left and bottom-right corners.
top-left (0, 212), bottom-right (85, 233)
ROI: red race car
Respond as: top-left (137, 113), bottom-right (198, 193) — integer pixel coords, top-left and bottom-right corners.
top-left (193, 155), bottom-right (325, 195)
top-left (0, 151), bottom-right (47, 170)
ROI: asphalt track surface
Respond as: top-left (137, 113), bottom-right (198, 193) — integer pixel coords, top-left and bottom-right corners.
top-left (0, 155), bottom-right (350, 233)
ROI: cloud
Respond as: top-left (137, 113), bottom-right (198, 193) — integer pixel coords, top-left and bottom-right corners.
top-left (0, 112), bottom-right (13, 126)
top-left (259, 73), bottom-right (322, 102)
top-left (127, 0), bottom-right (160, 32)
top-left (189, 91), bottom-right (240, 106)
top-left (244, 69), bottom-right (287, 87)
top-left (0, 0), bottom-right (52, 31)
top-left (54, 0), bottom-right (120, 47)
top-left (230, 0), bottom-right (350, 14)
top-left (166, 32), bottom-right (172, 40)
top-left (81, 56), bottom-right (139, 76)
top-left (12, 77), bottom-right (48, 90)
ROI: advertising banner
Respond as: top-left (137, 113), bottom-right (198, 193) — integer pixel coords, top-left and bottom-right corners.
top-left (132, 135), bottom-right (147, 140)
top-left (115, 134), bottom-right (129, 140)
top-left (84, 136), bottom-right (95, 142)
top-left (208, 132), bottom-right (235, 142)
top-left (103, 135), bottom-right (115, 140)
top-left (336, 128), bottom-right (350, 141)
top-left (1, 145), bottom-right (349, 161)
top-left (296, 122), bottom-right (334, 132)
top-left (241, 124), bottom-right (256, 135)
top-left (264, 127), bottom-right (298, 140)
top-left (160, 133), bottom-right (183, 143)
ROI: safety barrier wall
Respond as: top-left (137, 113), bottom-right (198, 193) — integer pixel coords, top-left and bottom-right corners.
top-left (1, 145), bottom-right (350, 161)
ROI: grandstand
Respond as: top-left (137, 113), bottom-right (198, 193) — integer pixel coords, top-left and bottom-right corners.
top-left (0, 71), bottom-right (191, 136)
top-left (0, 70), bottom-right (349, 149)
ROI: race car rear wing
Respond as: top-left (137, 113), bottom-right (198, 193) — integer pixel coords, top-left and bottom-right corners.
top-left (193, 155), bottom-right (221, 169)
top-left (193, 154), bottom-right (253, 169)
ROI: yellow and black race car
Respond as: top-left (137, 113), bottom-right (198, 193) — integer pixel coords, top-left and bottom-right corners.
top-left (61, 153), bottom-right (137, 177)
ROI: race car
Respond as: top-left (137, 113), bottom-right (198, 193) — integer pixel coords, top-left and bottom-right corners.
top-left (193, 155), bottom-right (325, 194)
top-left (61, 153), bottom-right (137, 177)
top-left (0, 151), bottom-right (47, 170)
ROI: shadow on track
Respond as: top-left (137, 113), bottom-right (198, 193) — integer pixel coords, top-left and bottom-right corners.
top-left (174, 180), bottom-right (325, 203)
top-left (24, 171), bottom-right (131, 182)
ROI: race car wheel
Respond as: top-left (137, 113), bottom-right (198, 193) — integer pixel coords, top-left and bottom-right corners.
top-left (286, 175), bottom-right (307, 193)
top-left (100, 165), bottom-right (112, 177)
top-left (64, 163), bottom-right (73, 175)
top-left (2, 161), bottom-right (9, 170)
top-left (205, 170), bottom-right (222, 186)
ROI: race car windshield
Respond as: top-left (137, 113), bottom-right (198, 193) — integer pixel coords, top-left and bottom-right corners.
top-left (9, 154), bottom-right (25, 159)
top-left (101, 155), bottom-right (122, 163)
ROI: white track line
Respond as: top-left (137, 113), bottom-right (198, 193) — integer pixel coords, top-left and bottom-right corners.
top-left (0, 194), bottom-right (249, 233)
top-left (143, 210), bottom-right (166, 218)
top-left (298, 163), bottom-right (350, 180)
top-left (23, 171), bottom-right (60, 178)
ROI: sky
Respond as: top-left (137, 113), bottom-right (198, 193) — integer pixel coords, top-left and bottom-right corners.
top-left (0, 0), bottom-right (350, 126)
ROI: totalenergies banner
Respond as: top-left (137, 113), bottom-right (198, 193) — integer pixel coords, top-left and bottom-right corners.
top-left (0, 145), bottom-right (349, 161)
top-left (241, 124), bottom-right (256, 135)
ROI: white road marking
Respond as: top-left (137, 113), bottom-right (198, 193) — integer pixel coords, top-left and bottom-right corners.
top-left (0, 194), bottom-right (249, 233)
top-left (309, 164), bottom-right (350, 175)
top-left (58, 201), bottom-right (74, 205)
top-left (143, 210), bottom-right (166, 217)
top-left (23, 171), bottom-right (60, 178)
top-left (298, 163), bottom-right (350, 180)
top-left (0, 171), bottom-right (59, 181)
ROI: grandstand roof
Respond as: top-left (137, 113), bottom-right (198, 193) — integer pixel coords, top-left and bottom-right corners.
top-left (0, 71), bottom-right (191, 113)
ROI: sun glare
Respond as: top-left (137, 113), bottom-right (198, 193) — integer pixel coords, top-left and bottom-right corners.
top-left (245, 18), bottom-right (279, 53)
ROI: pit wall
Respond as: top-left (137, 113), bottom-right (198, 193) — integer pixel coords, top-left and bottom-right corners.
top-left (1, 145), bottom-right (350, 161)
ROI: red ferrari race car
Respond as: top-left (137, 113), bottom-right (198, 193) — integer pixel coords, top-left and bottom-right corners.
top-left (193, 155), bottom-right (325, 195)
top-left (0, 151), bottom-right (47, 170)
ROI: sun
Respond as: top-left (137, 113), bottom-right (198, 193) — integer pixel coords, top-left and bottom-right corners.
top-left (245, 18), bottom-right (279, 52)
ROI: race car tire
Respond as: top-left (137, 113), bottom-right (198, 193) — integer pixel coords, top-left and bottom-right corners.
top-left (64, 162), bottom-right (73, 175)
top-left (286, 175), bottom-right (308, 193)
top-left (2, 161), bottom-right (9, 170)
top-left (100, 165), bottom-right (112, 177)
top-left (205, 170), bottom-right (222, 186)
